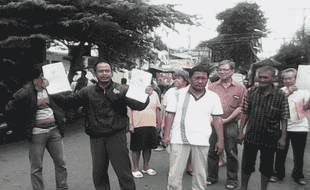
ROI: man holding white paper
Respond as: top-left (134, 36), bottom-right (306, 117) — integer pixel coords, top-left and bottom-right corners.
top-left (4, 65), bottom-right (68, 190)
top-left (53, 62), bottom-right (151, 190)
top-left (271, 68), bottom-right (310, 185)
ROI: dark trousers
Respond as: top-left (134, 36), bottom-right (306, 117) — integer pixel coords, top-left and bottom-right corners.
top-left (90, 130), bottom-right (136, 190)
top-left (274, 131), bottom-right (308, 180)
top-left (207, 122), bottom-right (239, 184)
top-left (242, 142), bottom-right (276, 177)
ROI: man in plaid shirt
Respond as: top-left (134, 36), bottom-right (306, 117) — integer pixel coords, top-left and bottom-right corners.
top-left (238, 66), bottom-right (290, 190)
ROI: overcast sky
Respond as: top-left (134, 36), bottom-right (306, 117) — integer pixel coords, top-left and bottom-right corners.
top-left (150, 0), bottom-right (310, 58)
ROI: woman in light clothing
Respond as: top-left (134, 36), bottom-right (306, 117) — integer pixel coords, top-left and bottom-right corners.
top-left (128, 88), bottom-right (161, 178)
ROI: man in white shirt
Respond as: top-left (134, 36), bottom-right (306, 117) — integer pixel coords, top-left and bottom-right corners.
top-left (271, 68), bottom-right (310, 185)
top-left (162, 65), bottom-right (224, 190)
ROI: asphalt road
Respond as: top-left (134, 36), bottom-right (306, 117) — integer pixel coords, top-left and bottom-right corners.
top-left (1, 117), bottom-right (310, 190)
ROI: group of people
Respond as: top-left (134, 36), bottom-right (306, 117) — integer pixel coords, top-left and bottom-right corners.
top-left (2, 59), bottom-right (309, 190)
top-left (160, 60), bottom-right (309, 190)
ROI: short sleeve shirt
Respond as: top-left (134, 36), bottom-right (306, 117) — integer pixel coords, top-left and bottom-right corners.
top-left (281, 87), bottom-right (310, 132)
top-left (242, 86), bottom-right (290, 147)
top-left (166, 86), bottom-right (223, 146)
top-left (208, 80), bottom-right (247, 120)
top-left (132, 92), bottom-right (161, 128)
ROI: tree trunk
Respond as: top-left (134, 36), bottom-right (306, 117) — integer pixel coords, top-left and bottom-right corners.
top-left (67, 43), bottom-right (91, 84)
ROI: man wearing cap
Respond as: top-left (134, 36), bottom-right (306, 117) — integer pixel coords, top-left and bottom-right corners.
top-left (162, 65), bottom-right (224, 190)
top-left (4, 65), bottom-right (68, 190)
top-left (207, 60), bottom-right (247, 189)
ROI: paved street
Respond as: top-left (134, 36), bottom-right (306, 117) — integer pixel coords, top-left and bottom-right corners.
top-left (1, 117), bottom-right (310, 190)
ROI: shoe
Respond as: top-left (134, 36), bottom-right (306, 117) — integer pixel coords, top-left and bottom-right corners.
top-left (295, 179), bottom-right (306, 185)
top-left (154, 146), bottom-right (165, 151)
top-left (141, 169), bottom-right (157, 176)
top-left (269, 176), bottom-right (277, 183)
top-left (206, 181), bottom-right (217, 186)
top-left (132, 171), bottom-right (143, 178)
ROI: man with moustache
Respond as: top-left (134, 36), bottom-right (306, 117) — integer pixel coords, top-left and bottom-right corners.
top-left (238, 66), bottom-right (290, 190)
top-left (53, 62), bottom-right (151, 190)
top-left (162, 65), bottom-right (224, 190)
top-left (207, 60), bottom-right (247, 189)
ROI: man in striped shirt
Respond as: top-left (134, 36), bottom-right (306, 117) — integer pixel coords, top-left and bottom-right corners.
top-left (238, 66), bottom-right (290, 190)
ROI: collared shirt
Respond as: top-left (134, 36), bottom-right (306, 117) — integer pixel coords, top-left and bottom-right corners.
top-left (208, 80), bottom-right (247, 120)
top-left (166, 86), bottom-right (223, 146)
top-left (242, 86), bottom-right (290, 147)
top-left (281, 87), bottom-right (309, 132)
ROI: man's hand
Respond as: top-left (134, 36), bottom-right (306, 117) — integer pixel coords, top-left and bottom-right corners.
top-left (238, 128), bottom-right (244, 145)
top-left (222, 118), bottom-right (228, 124)
top-left (129, 126), bottom-right (134, 133)
top-left (288, 85), bottom-right (298, 93)
top-left (215, 140), bottom-right (224, 155)
top-left (161, 136), bottom-right (170, 148)
top-left (145, 85), bottom-right (153, 96)
top-left (277, 137), bottom-right (286, 150)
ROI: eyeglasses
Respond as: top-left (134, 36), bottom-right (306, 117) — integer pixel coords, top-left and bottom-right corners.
top-left (217, 68), bottom-right (231, 72)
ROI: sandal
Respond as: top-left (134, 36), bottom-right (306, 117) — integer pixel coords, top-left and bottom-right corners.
top-left (269, 176), bottom-right (277, 183)
top-left (141, 169), bottom-right (157, 176)
top-left (295, 179), bottom-right (306, 185)
top-left (132, 171), bottom-right (143, 178)
top-left (206, 181), bottom-right (217, 186)
top-left (226, 184), bottom-right (237, 189)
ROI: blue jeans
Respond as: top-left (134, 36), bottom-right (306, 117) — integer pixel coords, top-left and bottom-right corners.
top-left (29, 128), bottom-right (68, 190)
top-left (207, 122), bottom-right (239, 185)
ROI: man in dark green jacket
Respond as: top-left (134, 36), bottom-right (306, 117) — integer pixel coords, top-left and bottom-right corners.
top-left (53, 62), bottom-right (151, 190)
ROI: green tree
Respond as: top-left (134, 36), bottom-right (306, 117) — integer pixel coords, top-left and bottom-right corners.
top-left (0, 0), bottom-right (197, 83)
top-left (198, 2), bottom-right (268, 69)
top-left (274, 27), bottom-right (310, 68)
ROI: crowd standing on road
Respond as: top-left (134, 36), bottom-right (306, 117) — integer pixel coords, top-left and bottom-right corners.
top-left (3, 60), bottom-right (310, 190)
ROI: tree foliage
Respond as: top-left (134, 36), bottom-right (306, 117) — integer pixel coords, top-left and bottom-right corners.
top-left (0, 0), bottom-right (197, 83)
top-left (198, 2), bottom-right (268, 69)
top-left (274, 27), bottom-right (310, 68)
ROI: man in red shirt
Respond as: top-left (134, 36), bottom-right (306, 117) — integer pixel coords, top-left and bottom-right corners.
top-left (207, 60), bottom-right (247, 189)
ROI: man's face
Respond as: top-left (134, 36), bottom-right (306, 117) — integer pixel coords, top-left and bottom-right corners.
top-left (257, 70), bottom-right (273, 87)
top-left (174, 76), bottom-right (187, 89)
top-left (189, 72), bottom-right (208, 91)
top-left (33, 73), bottom-right (43, 88)
top-left (218, 63), bottom-right (234, 80)
top-left (95, 63), bottom-right (113, 83)
top-left (282, 72), bottom-right (296, 87)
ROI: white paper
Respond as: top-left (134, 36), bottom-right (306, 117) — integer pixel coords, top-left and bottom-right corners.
top-left (295, 65), bottom-right (310, 91)
top-left (126, 69), bottom-right (152, 103)
top-left (42, 62), bottom-right (72, 94)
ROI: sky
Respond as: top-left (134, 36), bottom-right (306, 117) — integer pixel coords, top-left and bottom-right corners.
top-left (150, 0), bottom-right (310, 58)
